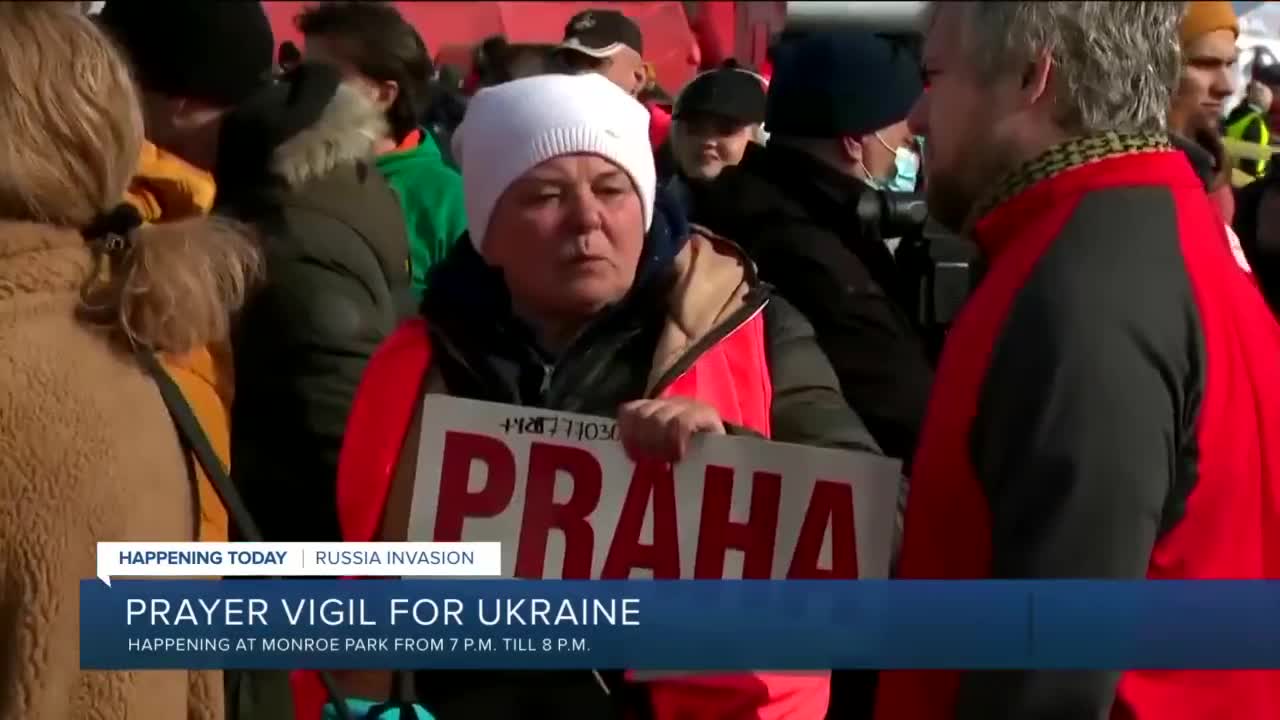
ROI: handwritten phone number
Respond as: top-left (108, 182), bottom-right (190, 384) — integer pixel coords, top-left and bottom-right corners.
top-left (500, 415), bottom-right (618, 442)
top-left (394, 637), bottom-right (590, 653)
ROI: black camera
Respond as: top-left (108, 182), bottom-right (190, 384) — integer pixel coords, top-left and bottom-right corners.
top-left (855, 189), bottom-right (928, 241)
top-left (855, 190), bottom-right (982, 364)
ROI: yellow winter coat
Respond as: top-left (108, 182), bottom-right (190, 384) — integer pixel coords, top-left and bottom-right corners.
top-left (123, 141), bottom-right (232, 542)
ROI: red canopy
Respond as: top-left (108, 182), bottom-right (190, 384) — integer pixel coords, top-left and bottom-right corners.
top-left (264, 1), bottom-right (701, 92)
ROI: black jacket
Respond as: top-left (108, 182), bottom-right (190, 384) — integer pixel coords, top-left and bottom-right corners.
top-left (1234, 167), bottom-right (1280, 317)
top-left (688, 147), bottom-right (930, 720)
top-left (689, 143), bottom-right (933, 464)
top-left (215, 73), bottom-right (414, 543)
top-left (409, 194), bottom-right (879, 719)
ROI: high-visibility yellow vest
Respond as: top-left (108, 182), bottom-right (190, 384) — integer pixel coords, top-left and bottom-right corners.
top-left (1225, 108), bottom-right (1271, 178)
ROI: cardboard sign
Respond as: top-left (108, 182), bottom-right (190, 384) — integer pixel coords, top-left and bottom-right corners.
top-left (406, 396), bottom-right (902, 580)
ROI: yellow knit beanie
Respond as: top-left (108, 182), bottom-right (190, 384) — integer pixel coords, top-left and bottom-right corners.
top-left (1180, 1), bottom-right (1239, 47)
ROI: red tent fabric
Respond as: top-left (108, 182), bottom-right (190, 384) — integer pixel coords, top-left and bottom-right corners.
top-left (689, 0), bottom-right (737, 69)
top-left (264, 1), bottom-right (701, 92)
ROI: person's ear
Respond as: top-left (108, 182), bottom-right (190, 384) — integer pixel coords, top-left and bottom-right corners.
top-left (840, 135), bottom-right (865, 163)
top-left (1019, 49), bottom-right (1053, 105)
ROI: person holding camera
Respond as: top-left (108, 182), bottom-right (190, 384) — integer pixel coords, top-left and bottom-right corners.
top-left (688, 36), bottom-right (931, 718)
top-left (691, 31), bottom-right (933, 467)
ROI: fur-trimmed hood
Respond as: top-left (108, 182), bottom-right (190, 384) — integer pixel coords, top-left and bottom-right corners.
top-left (213, 62), bottom-right (388, 200)
top-left (269, 82), bottom-right (387, 189)
top-left (210, 62), bottom-right (415, 341)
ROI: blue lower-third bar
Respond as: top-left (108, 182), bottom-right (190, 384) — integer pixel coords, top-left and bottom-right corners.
top-left (79, 579), bottom-right (1280, 670)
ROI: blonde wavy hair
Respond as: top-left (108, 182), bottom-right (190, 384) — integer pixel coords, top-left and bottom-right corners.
top-left (0, 2), bottom-right (261, 354)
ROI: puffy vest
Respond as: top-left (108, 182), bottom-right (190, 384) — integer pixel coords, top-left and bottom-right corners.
top-left (291, 310), bottom-right (832, 720)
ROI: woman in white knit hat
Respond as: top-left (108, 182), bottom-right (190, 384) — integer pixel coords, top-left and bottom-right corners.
top-left (312, 72), bottom-right (881, 720)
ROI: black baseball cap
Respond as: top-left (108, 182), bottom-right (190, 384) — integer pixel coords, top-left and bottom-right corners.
top-left (675, 65), bottom-right (767, 124)
top-left (558, 9), bottom-right (643, 59)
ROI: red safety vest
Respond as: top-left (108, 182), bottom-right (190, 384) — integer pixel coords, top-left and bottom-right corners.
top-left (875, 149), bottom-right (1280, 720)
top-left (292, 310), bottom-right (831, 719)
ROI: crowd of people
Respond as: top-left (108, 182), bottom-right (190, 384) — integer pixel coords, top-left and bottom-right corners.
top-left (1, 1), bottom-right (1278, 720)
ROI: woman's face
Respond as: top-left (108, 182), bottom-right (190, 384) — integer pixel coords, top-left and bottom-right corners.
top-left (672, 113), bottom-right (757, 180)
top-left (484, 153), bottom-right (646, 322)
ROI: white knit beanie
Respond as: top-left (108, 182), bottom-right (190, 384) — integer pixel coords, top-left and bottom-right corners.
top-left (452, 73), bottom-right (657, 251)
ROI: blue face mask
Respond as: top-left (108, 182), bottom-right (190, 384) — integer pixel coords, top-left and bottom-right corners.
top-left (875, 133), bottom-right (921, 193)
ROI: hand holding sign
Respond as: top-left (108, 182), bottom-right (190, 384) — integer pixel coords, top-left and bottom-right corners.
top-left (617, 397), bottom-right (726, 462)
top-left (407, 397), bottom-right (901, 581)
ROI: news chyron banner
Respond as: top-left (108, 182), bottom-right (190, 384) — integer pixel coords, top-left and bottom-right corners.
top-left (80, 575), bottom-right (1280, 670)
top-left (77, 401), bottom-right (1280, 671)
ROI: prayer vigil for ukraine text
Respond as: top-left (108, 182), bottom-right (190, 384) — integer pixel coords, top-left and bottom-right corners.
top-left (126, 597), bottom-right (641, 627)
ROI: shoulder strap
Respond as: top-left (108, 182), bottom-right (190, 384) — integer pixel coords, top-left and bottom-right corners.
top-left (135, 348), bottom-right (356, 720)
top-left (136, 349), bottom-right (263, 542)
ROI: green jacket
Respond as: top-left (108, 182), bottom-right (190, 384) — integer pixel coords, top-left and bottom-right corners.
top-left (376, 131), bottom-right (467, 300)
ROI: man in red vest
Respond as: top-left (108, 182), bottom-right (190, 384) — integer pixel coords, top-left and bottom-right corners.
top-left (878, 2), bottom-right (1280, 719)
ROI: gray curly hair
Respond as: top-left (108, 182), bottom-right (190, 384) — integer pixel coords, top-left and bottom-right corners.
top-left (936, 1), bottom-right (1187, 135)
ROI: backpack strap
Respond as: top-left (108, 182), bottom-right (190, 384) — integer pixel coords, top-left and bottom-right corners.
top-left (182, 445), bottom-right (201, 541)
top-left (136, 348), bottom-right (355, 720)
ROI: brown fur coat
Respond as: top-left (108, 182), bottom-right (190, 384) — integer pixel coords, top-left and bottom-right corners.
top-left (0, 221), bottom-right (221, 720)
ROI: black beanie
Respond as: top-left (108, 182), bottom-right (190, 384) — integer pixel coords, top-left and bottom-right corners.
top-left (99, 0), bottom-right (275, 106)
top-left (766, 31), bottom-right (922, 138)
